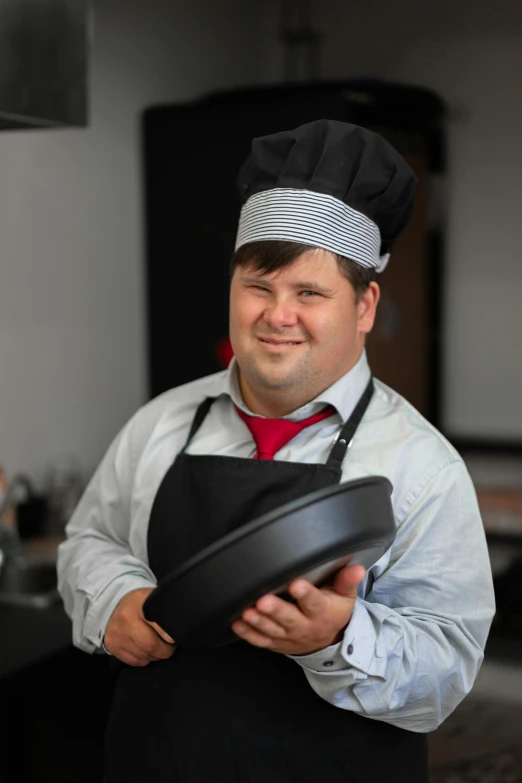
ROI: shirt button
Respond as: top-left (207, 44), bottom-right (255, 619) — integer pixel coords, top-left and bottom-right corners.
top-left (347, 644), bottom-right (354, 655)
top-left (323, 660), bottom-right (334, 667)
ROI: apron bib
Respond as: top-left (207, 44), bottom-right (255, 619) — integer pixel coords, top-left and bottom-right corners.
top-left (104, 380), bottom-right (428, 782)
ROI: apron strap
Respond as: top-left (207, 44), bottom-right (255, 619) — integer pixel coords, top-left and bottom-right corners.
top-left (326, 378), bottom-right (374, 469)
top-left (183, 396), bottom-right (216, 450)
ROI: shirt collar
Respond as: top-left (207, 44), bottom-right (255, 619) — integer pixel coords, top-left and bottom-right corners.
top-left (218, 350), bottom-right (371, 423)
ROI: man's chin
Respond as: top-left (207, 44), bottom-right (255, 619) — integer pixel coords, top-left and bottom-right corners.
top-left (237, 352), bottom-right (307, 389)
top-left (250, 367), bottom-right (304, 391)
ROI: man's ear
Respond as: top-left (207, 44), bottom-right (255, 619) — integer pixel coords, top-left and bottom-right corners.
top-left (357, 282), bottom-right (380, 335)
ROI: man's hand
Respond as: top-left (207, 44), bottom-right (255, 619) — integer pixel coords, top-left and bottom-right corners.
top-left (103, 588), bottom-right (176, 666)
top-left (231, 564), bottom-right (366, 655)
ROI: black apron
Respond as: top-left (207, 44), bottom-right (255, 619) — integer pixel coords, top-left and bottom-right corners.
top-left (104, 381), bottom-right (428, 782)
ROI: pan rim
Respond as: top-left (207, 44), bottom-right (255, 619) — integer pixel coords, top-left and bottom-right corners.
top-left (145, 474), bottom-right (392, 601)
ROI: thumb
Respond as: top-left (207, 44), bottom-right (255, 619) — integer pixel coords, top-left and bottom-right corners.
top-left (146, 620), bottom-right (176, 644)
top-left (332, 564), bottom-right (366, 597)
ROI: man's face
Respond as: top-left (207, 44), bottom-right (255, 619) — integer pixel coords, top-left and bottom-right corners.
top-left (229, 249), bottom-right (380, 413)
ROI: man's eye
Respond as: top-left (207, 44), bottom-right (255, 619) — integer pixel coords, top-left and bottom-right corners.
top-left (250, 285), bottom-right (270, 292)
top-left (300, 290), bottom-right (320, 297)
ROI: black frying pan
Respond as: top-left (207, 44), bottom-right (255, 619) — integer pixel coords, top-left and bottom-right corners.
top-left (144, 476), bottom-right (395, 649)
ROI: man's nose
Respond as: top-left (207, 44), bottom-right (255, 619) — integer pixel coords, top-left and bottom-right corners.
top-left (262, 297), bottom-right (299, 329)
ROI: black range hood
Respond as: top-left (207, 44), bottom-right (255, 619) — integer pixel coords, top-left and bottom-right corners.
top-left (0, 0), bottom-right (89, 130)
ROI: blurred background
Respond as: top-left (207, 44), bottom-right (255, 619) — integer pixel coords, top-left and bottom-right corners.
top-left (0, 1), bottom-right (521, 780)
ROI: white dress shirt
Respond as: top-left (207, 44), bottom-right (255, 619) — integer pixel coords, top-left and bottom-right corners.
top-left (57, 350), bottom-right (495, 733)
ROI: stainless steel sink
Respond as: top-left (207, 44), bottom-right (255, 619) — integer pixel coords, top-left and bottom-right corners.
top-left (0, 554), bottom-right (60, 608)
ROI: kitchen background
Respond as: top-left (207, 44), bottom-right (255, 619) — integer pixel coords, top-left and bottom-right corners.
top-left (0, 0), bottom-right (521, 781)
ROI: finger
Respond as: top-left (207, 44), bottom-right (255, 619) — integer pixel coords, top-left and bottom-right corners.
top-left (125, 639), bottom-right (174, 663)
top-left (119, 648), bottom-right (151, 667)
top-left (137, 639), bottom-right (175, 661)
top-left (231, 620), bottom-right (273, 648)
top-left (103, 634), bottom-right (147, 660)
top-left (332, 564), bottom-right (366, 596)
top-left (130, 624), bottom-right (175, 660)
top-left (287, 579), bottom-right (327, 619)
top-left (120, 637), bottom-right (159, 662)
top-left (255, 593), bottom-right (307, 631)
top-left (241, 608), bottom-right (288, 639)
top-left (146, 620), bottom-right (176, 644)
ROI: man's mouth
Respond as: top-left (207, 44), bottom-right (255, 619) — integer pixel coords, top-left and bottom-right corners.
top-left (258, 337), bottom-right (304, 346)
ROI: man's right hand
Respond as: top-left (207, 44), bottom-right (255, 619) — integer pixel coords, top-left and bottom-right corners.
top-left (103, 587), bottom-right (176, 666)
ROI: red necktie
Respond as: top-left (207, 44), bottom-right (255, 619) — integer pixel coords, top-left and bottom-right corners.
top-left (235, 404), bottom-right (336, 460)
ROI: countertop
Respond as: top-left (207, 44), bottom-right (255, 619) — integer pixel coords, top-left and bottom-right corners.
top-left (0, 535), bottom-right (73, 680)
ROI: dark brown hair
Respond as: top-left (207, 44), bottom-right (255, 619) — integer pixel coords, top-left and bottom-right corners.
top-left (230, 241), bottom-right (376, 302)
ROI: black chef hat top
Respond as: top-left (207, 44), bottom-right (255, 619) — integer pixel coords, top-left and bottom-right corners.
top-left (235, 119), bottom-right (417, 271)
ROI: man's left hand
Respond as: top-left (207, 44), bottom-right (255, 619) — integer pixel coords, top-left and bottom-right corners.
top-left (231, 563), bottom-right (366, 655)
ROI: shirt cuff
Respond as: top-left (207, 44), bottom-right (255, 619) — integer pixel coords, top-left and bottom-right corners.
top-left (83, 573), bottom-right (157, 650)
top-left (287, 599), bottom-right (378, 675)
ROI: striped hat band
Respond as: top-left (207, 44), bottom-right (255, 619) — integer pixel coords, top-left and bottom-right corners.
top-left (235, 188), bottom-right (390, 273)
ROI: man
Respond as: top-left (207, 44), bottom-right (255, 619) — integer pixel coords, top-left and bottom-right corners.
top-left (58, 120), bottom-right (495, 782)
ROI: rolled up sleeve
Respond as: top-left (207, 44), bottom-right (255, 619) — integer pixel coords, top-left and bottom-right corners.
top-left (290, 460), bottom-right (496, 732)
top-left (57, 424), bottom-right (157, 654)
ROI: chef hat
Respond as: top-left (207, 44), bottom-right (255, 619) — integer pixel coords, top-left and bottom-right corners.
top-left (235, 119), bottom-right (417, 273)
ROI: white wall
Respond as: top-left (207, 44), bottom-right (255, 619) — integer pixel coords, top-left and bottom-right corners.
top-left (0, 0), bottom-right (261, 486)
top-left (261, 0), bottom-right (522, 442)
top-left (389, 30), bottom-right (522, 442)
